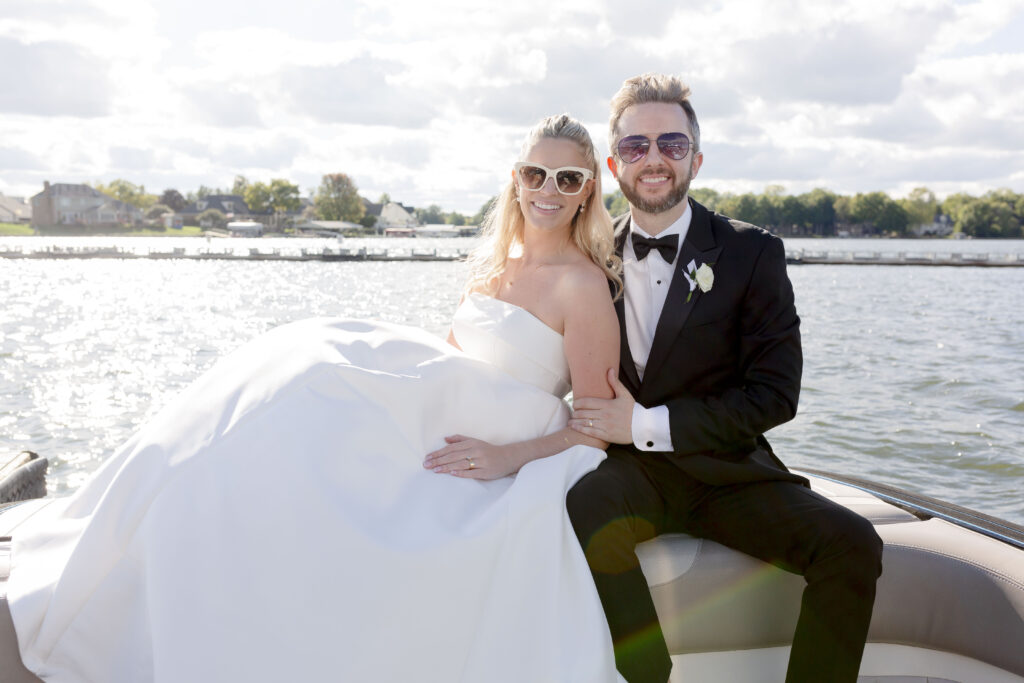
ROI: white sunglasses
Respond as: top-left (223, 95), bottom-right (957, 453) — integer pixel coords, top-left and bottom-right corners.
top-left (514, 162), bottom-right (594, 196)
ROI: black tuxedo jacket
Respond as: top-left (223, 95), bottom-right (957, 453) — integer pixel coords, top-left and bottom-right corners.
top-left (613, 199), bottom-right (808, 487)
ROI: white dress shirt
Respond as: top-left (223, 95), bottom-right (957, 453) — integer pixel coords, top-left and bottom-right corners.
top-left (623, 203), bottom-right (692, 451)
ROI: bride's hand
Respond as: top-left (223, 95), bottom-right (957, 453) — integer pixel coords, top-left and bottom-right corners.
top-left (423, 435), bottom-right (518, 480)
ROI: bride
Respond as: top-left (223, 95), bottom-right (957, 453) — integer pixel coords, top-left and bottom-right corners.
top-left (8, 114), bottom-right (628, 683)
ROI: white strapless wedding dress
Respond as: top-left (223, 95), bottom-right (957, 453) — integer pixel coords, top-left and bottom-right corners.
top-left (9, 294), bottom-right (622, 682)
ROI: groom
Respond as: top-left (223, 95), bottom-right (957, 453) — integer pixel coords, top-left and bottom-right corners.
top-left (568, 73), bottom-right (883, 683)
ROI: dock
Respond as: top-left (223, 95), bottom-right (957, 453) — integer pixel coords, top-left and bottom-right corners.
top-left (785, 250), bottom-right (1024, 267)
top-left (0, 246), bottom-right (470, 262)
top-left (1, 245), bottom-right (1022, 266)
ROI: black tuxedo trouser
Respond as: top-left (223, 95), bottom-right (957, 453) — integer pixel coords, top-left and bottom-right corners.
top-left (567, 449), bottom-right (883, 683)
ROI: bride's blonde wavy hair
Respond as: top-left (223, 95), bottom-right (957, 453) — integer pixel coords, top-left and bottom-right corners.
top-left (464, 114), bottom-right (622, 298)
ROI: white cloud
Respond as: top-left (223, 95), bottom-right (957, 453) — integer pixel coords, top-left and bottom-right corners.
top-left (108, 146), bottom-right (158, 171)
top-left (0, 37), bottom-right (112, 116)
top-left (0, 0), bottom-right (1022, 212)
top-left (181, 84), bottom-right (265, 128)
top-left (0, 146), bottom-right (45, 171)
top-left (279, 56), bottom-right (438, 128)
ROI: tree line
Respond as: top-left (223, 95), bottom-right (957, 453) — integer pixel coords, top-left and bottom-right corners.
top-left (89, 176), bottom-right (1023, 238)
top-left (90, 175), bottom-right (487, 231)
top-left (603, 185), bottom-right (1024, 238)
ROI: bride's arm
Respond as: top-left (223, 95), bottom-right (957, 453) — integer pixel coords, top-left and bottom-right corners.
top-left (424, 268), bottom-right (619, 480)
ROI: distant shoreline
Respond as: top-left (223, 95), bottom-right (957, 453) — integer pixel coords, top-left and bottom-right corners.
top-left (0, 224), bottom-right (206, 238)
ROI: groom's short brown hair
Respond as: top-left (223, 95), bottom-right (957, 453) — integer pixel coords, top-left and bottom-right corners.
top-left (609, 74), bottom-right (701, 153)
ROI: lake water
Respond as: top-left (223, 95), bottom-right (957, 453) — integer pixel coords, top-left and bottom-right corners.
top-left (2, 236), bottom-right (1023, 525)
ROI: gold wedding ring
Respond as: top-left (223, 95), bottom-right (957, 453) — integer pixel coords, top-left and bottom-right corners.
top-left (466, 457), bottom-right (476, 469)
top-left (588, 419), bottom-right (594, 427)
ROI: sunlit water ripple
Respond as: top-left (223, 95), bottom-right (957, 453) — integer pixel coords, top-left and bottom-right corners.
top-left (2, 237), bottom-right (1022, 524)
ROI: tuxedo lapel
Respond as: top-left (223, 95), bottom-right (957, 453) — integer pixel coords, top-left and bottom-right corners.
top-left (612, 222), bottom-right (642, 393)
top-left (643, 200), bottom-right (723, 388)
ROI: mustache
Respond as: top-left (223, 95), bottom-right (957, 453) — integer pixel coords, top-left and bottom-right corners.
top-left (636, 168), bottom-right (675, 180)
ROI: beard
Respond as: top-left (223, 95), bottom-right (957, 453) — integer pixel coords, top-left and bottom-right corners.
top-left (619, 166), bottom-right (691, 214)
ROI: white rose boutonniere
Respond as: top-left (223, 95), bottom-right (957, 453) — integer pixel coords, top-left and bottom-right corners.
top-left (685, 260), bottom-right (715, 302)
top-left (695, 263), bottom-right (714, 292)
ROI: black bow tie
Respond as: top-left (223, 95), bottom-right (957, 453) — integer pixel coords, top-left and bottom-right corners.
top-left (631, 233), bottom-right (679, 262)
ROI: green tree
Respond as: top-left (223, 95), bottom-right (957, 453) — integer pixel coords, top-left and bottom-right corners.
top-left (189, 185), bottom-right (216, 202)
top-left (444, 211), bottom-right (467, 226)
top-left (776, 195), bottom-right (807, 232)
top-left (718, 193), bottom-right (763, 225)
top-left (268, 178), bottom-right (301, 228)
top-left (231, 175), bottom-right (249, 196)
top-left (314, 173), bottom-right (366, 222)
top-left (378, 192), bottom-right (391, 205)
top-left (689, 188), bottom-right (721, 211)
top-left (360, 215), bottom-right (378, 229)
top-left (198, 208), bottom-right (227, 229)
top-left (159, 189), bottom-right (187, 212)
top-left (471, 197), bottom-right (497, 226)
top-left (799, 189), bottom-right (837, 235)
top-left (415, 204), bottom-right (445, 224)
top-left (243, 182), bottom-right (272, 214)
top-left (146, 204), bottom-right (172, 220)
top-left (93, 179), bottom-right (158, 210)
top-left (958, 191), bottom-right (1022, 238)
top-left (941, 192), bottom-right (974, 235)
top-left (900, 187), bottom-right (938, 229)
top-left (603, 190), bottom-right (629, 216)
top-left (850, 192), bottom-right (908, 234)
top-left (833, 194), bottom-right (855, 226)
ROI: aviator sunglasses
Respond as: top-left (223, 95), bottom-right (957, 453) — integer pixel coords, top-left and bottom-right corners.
top-left (615, 132), bottom-right (691, 164)
top-left (514, 162), bottom-right (594, 196)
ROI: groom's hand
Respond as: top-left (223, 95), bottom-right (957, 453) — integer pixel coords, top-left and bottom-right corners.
top-left (569, 369), bottom-right (635, 445)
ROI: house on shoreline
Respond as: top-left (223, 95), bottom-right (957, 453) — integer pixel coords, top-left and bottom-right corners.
top-left (361, 199), bottom-right (418, 233)
top-left (178, 194), bottom-right (251, 228)
top-left (0, 195), bottom-right (31, 224)
top-left (30, 182), bottom-right (142, 230)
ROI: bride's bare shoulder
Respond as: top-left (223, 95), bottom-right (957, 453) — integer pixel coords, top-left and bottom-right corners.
top-left (556, 256), bottom-right (612, 304)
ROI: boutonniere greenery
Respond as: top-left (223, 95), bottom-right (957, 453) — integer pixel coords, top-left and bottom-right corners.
top-left (684, 260), bottom-right (714, 303)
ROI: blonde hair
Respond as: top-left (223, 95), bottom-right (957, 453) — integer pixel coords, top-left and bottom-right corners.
top-left (608, 73), bottom-right (700, 153)
top-left (465, 113), bottom-right (622, 297)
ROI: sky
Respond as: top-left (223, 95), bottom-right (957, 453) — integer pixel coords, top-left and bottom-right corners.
top-left (1, 0), bottom-right (1023, 215)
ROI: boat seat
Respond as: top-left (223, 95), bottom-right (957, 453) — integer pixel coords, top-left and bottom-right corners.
top-left (640, 473), bottom-right (1024, 681)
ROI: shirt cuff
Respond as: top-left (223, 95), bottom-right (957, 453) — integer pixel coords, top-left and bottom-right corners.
top-left (631, 403), bottom-right (672, 451)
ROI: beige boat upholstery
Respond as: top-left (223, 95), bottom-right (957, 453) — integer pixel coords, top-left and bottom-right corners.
top-left (643, 474), bottom-right (1024, 682)
top-left (2, 473), bottom-right (1023, 682)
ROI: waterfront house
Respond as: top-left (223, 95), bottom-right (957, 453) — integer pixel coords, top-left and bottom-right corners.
top-left (362, 199), bottom-right (419, 231)
top-left (911, 214), bottom-right (953, 237)
top-left (178, 194), bottom-right (251, 225)
top-left (377, 201), bottom-right (419, 229)
top-left (30, 182), bottom-right (142, 230)
top-left (0, 195), bottom-right (32, 223)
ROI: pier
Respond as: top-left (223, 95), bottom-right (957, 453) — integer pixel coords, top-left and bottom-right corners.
top-left (785, 250), bottom-right (1024, 267)
top-left (0, 245), bottom-right (470, 262)
top-left (1, 245), bottom-right (1023, 266)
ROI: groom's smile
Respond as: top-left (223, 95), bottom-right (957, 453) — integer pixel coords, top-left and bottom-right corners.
top-left (609, 101), bottom-right (704, 227)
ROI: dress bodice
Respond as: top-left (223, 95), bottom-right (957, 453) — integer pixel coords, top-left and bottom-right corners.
top-left (452, 293), bottom-right (571, 397)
